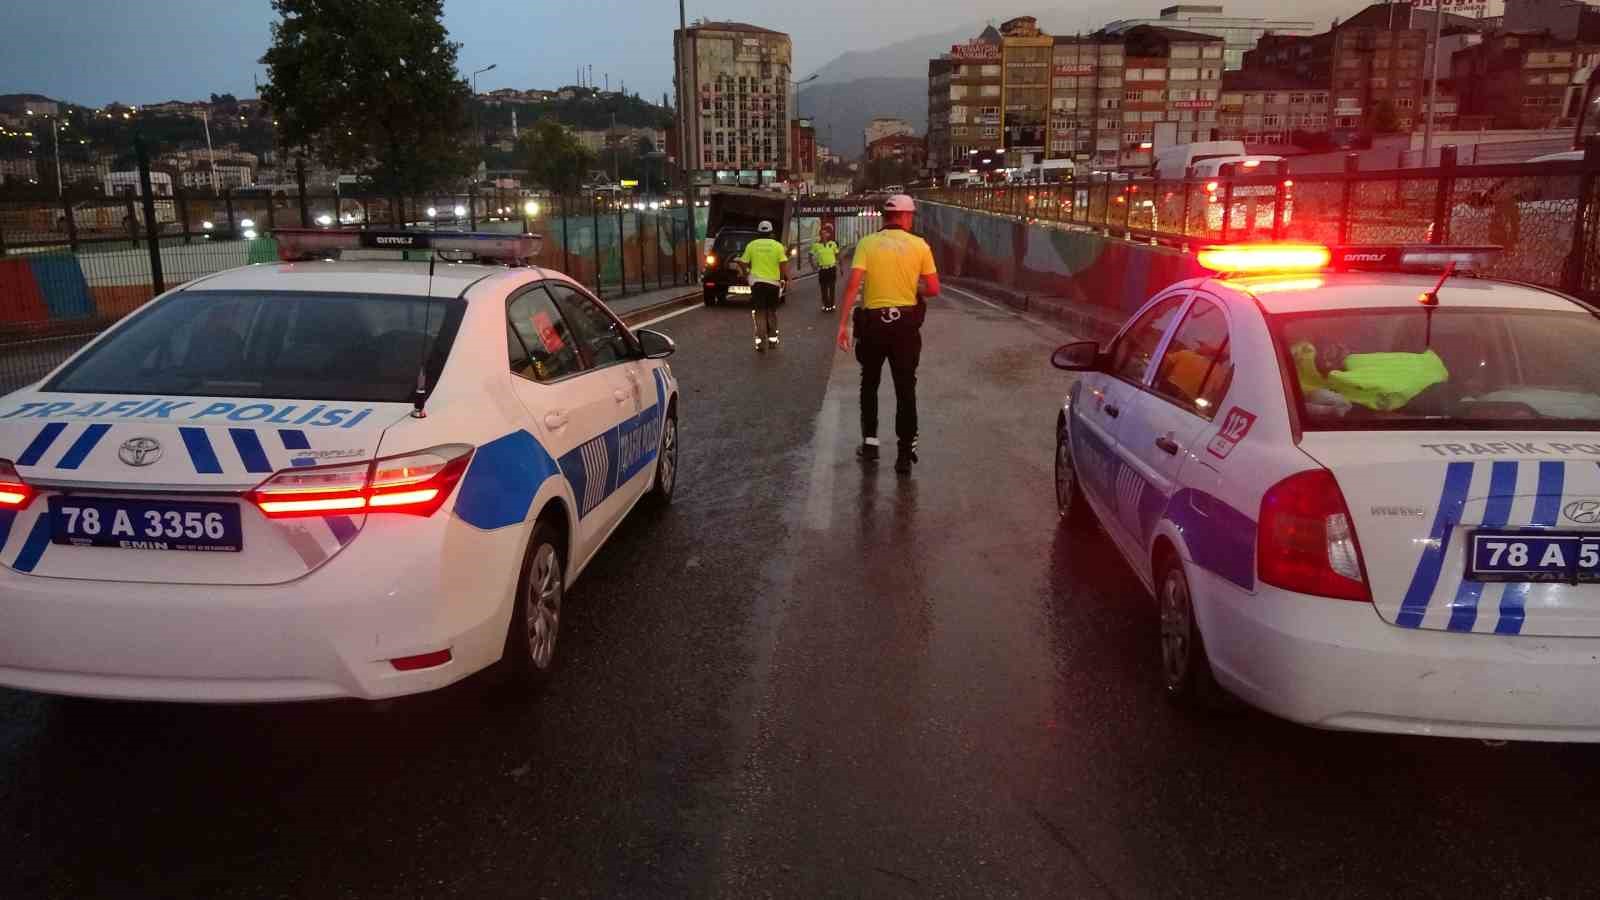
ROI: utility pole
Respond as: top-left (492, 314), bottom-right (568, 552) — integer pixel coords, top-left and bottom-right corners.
top-left (678, 0), bottom-right (698, 279)
top-left (201, 108), bottom-right (219, 197)
top-left (51, 116), bottom-right (62, 198)
top-left (1422, 0), bottom-right (1444, 163)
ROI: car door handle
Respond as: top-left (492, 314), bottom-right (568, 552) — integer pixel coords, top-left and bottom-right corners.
top-left (1154, 436), bottom-right (1180, 456)
top-left (613, 389), bottom-right (631, 404)
top-left (1104, 404), bottom-right (1121, 418)
top-left (544, 411), bottom-right (569, 430)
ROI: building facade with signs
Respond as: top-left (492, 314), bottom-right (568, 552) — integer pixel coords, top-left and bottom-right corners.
top-left (1217, 70), bottom-right (1330, 144)
top-left (673, 21), bottom-right (794, 187)
top-left (927, 27), bottom-right (1005, 173)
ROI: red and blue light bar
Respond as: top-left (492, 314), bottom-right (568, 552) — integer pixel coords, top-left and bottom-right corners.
top-left (1195, 243), bottom-right (1502, 276)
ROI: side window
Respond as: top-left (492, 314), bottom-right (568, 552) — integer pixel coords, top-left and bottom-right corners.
top-left (507, 286), bottom-right (584, 383)
top-left (548, 283), bottom-right (632, 368)
top-left (1154, 298), bottom-right (1232, 419)
top-left (1110, 295), bottom-right (1186, 383)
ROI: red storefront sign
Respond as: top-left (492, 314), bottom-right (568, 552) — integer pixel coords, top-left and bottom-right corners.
top-left (950, 41), bottom-right (1001, 60)
top-left (1172, 100), bottom-right (1215, 110)
top-left (1052, 64), bottom-right (1094, 76)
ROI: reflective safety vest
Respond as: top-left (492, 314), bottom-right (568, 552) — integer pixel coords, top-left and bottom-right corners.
top-left (1292, 341), bottom-right (1449, 411)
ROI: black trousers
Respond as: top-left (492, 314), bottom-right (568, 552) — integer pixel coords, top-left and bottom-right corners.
top-left (818, 266), bottom-right (837, 306)
top-left (855, 306), bottom-right (923, 453)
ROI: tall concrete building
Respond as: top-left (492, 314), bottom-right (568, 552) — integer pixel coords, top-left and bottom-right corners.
top-left (863, 117), bottom-right (916, 149)
top-left (673, 21), bottom-right (794, 187)
top-left (1103, 5), bottom-right (1316, 71)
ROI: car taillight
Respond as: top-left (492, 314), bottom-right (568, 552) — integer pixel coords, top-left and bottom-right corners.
top-left (0, 460), bottom-right (34, 510)
top-left (705, 253), bottom-right (717, 267)
top-left (248, 444), bottom-right (474, 519)
top-left (1257, 469), bottom-right (1371, 602)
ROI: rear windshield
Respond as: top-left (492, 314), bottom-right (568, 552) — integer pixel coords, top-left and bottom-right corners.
top-left (1274, 307), bottom-right (1600, 430)
top-left (714, 232), bottom-right (759, 256)
top-left (47, 290), bottom-right (465, 402)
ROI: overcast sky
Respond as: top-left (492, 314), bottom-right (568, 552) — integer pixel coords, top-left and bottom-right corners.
top-left (0, 0), bottom-right (1475, 107)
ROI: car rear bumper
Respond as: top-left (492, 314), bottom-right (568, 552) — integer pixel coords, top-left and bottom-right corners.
top-left (1197, 568), bottom-right (1600, 742)
top-left (0, 515), bottom-right (525, 703)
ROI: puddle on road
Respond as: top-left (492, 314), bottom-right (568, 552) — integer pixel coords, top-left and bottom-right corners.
top-left (974, 345), bottom-right (1054, 386)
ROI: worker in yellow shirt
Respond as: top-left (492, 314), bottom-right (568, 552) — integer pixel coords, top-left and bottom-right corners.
top-left (811, 224), bottom-right (841, 312)
top-left (835, 194), bottom-right (941, 474)
top-left (736, 220), bottom-right (790, 352)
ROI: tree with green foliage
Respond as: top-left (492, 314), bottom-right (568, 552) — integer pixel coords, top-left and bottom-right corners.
top-left (1372, 100), bottom-right (1401, 135)
top-left (260, 0), bottom-right (474, 200)
top-left (519, 119), bottom-right (595, 195)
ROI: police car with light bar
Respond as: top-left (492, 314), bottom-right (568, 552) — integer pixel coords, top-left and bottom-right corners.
top-left (0, 228), bottom-right (681, 702)
top-left (1052, 242), bottom-right (1600, 741)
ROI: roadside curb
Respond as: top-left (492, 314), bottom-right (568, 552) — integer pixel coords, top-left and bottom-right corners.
top-left (618, 290), bottom-right (703, 326)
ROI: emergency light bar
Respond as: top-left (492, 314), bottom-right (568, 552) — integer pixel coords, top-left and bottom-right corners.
top-left (274, 228), bottom-right (541, 265)
top-left (1195, 243), bottom-right (1502, 276)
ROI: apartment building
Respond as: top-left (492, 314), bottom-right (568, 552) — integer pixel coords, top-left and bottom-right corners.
top-left (674, 20), bottom-right (794, 186)
top-left (1452, 31), bottom-right (1600, 129)
top-left (931, 29), bottom-right (1005, 173)
top-left (1217, 70), bottom-right (1330, 144)
top-left (1103, 5), bottom-right (1315, 71)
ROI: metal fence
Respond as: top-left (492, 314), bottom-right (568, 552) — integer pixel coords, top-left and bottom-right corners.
top-left (919, 145), bottom-right (1600, 299)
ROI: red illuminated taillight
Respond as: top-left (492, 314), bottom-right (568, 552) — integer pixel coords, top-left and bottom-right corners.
top-left (0, 459), bottom-right (35, 510)
top-left (1257, 469), bottom-right (1371, 602)
top-left (248, 444), bottom-right (474, 519)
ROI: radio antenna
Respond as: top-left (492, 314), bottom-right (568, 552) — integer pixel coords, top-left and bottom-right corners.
top-left (411, 252), bottom-right (438, 418)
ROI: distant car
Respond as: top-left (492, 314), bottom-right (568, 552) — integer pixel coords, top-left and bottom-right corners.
top-left (700, 228), bottom-right (789, 307)
top-left (1052, 241), bottom-right (1600, 742)
top-left (0, 228), bottom-right (681, 703)
top-left (1190, 156), bottom-right (1291, 235)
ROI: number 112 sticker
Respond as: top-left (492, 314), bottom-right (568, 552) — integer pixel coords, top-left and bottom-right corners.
top-left (1207, 407), bottom-right (1257, 460)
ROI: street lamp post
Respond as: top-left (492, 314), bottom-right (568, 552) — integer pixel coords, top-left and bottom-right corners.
top-left (790, 73), bottom-right (819, 191)
top-left (471, 64), bottom-right (497, 227)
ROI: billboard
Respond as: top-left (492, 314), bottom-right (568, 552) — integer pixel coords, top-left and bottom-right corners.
top-left (950, 41), bottom-right (1001, 61)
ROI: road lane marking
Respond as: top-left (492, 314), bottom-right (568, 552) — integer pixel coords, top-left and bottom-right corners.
top-left (633, 303), bottom-right (705, 329)
top-left (944, 284), bottom-right (1062, 332)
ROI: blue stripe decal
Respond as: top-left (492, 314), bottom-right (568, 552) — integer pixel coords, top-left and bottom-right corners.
top-left (326, 515), bottom-right (357, 546)
top-left (1446, 461), bottom-right (1518, 632)
top-left (55, 423), bottom-right (111, 470)
top-left (1165, 488), bottom-right (1256, 590)
top-left (454, 430), bottom-right (560, 530)
top-left (278, 429), bottom-right (311, 451)
top-left (0, 509), bottom-right (16, 550)
top-left (1531, 461), bottom-right (1564, 526)
top-left (11, 514), bottom-right (51, 573)
top-left (179, 428), bottom-right (223, 474)
top-left (1494, 461), bottom-right (1565, 635)
top-left (1398, 462), bottom-right (1475, 628)
top-left (16, 423), bottom-right (68, 467)
top-left (229, 429), bottom-right (272, 474)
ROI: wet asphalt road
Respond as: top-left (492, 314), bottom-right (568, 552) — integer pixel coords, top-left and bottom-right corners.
top-left (4, 277), bottom-right (1600, 898)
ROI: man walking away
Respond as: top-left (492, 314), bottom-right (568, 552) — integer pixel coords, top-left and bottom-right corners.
top-left (736, 220), bottom-right (789, 352)
top-left (812, 225), bottom-right (841, 312)
top-left (835, 195), bottom-right (940, 474)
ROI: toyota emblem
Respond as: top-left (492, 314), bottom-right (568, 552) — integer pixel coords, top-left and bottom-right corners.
top-left (118, 437), bottom-right (163, 467)
top-left (1563, 499), bottom-right (1600, 525)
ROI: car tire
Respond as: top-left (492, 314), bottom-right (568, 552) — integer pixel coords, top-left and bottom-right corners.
top-left (1157, 555), bottom-right (1224, 710)
top-left (647, 405), bottom-right (678, 505)
top-left (1055, 417), bottom-right (1093, 530)
top-left (499, 520), bottom-right (565, 691)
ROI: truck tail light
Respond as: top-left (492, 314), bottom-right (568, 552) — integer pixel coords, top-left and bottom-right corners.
top-left (248, 444), bottom-right (474, 519)
top-left (0, 460), bottom-right (34, 510)
top-left (705, 253), bottom-right (717, 267)
top-left (1258, 469), bottom-right (1371, 602)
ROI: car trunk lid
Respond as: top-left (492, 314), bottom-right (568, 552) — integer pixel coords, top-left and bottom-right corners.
top-left (0, 391), bottom-right (409, 585)
top-left (1299, 431), bottom-right (1600, 637)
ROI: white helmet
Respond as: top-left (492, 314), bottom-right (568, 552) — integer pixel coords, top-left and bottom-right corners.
top-left (883, 194), bottom-right (916, 214)
top-left (758, 220), bottom-right (774, 233)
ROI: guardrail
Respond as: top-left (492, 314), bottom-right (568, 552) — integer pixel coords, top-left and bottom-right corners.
top-left (919, 145), bottom-right (1600, 299)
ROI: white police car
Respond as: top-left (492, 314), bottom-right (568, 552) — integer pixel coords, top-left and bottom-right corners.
top-left (0, 229), bottom-right (680, 702)
top-left (1052, 242), bottom-right (1600, 741)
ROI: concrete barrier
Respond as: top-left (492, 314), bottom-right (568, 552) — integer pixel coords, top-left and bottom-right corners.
top-left (919, 202), bottom-right (1207, 340)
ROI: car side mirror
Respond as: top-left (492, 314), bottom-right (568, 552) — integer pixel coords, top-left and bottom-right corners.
top-left (1051, 341), bottom-right (1100, 372)
top-left (636, 329), bottom-right (676, 360)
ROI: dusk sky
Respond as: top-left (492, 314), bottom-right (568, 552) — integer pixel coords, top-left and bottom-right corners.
top-left (1, 0), bottom-right (1436, 108)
